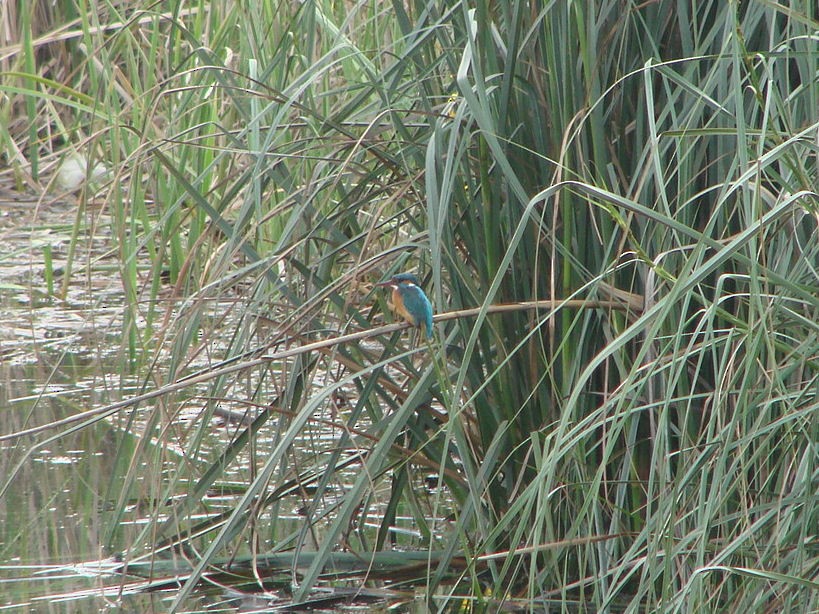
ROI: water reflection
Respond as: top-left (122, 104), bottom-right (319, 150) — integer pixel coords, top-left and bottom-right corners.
top-left (1, 362), bottom-right (127, 609)
top-left (0, 200), bottom-right (454, 612)
top-left (1, 355), bottom-right (452, 612)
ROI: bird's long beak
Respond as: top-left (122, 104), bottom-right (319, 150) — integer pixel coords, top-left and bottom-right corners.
top-left (375, 280), bottom-right (394, 287)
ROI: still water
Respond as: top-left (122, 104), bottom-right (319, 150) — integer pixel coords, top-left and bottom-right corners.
top-left (0, 195), bottom-right (450, 612)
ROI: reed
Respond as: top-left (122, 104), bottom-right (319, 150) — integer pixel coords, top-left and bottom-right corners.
top-left (2, 0), bottom-right (816, 610)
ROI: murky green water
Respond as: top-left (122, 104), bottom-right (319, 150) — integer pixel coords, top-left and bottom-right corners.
top-left (1, 362), bottom-right (439, 611)
top-left (0, 191), bottom-right (450, 612)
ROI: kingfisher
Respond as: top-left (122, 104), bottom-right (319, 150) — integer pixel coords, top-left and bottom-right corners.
top-left (376, 272), bottom-right (434, 340)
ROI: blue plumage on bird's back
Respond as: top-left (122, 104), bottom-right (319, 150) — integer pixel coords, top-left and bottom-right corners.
top-left (377, 272), bottom-right (434, 340)
top-left (400, 283), bottom-right (433, 339)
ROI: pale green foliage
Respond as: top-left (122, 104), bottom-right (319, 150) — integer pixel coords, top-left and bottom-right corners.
top-left (3, 0), bottom-right (817, 611)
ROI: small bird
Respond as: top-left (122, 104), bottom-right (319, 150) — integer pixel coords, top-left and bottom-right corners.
top-left (376, 272), bottom-right (434, 339)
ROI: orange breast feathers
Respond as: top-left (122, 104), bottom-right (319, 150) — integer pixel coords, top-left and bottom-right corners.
top-left (391, 286), bottom-right (419, 326)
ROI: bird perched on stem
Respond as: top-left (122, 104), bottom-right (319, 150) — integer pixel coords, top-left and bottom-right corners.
top-left (376, 272), bottom-right (433, 340)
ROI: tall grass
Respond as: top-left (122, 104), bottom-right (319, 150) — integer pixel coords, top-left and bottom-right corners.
top-left (2, 0), bottom-right (817, 610)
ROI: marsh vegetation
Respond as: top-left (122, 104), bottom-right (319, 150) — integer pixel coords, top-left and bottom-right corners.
top-left (1, 0), bottom-right (817, 611)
